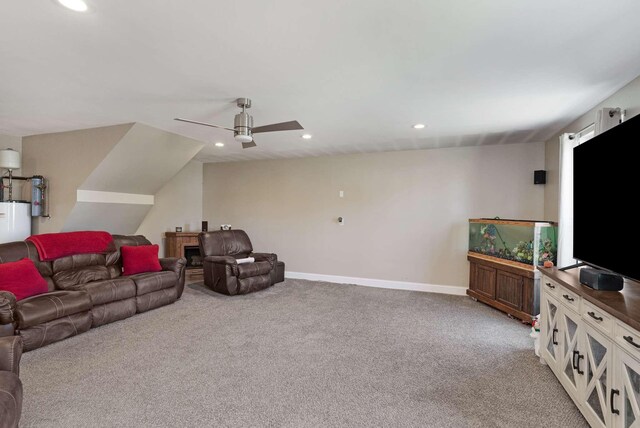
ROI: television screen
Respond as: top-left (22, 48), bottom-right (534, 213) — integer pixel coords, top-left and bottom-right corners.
top-left (573, 113), bottom-right (640, 281)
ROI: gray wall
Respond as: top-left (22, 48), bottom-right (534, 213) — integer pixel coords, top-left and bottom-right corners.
top-left (21, 124), bottom-right (133, 233)
top-left (203, 142), bottom-right (545, 288)
top-left (544, 74), bottom-right (640, 221)
top-left (136, 160), bottom-right (203, 255)
top-left (0, 134), bottom-right (21, 153)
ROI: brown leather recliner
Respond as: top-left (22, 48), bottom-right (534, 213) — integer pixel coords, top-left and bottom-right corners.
top-left (0, 336), bottom-right (22, 428)
top-left (199, 230), bottom-right (277, 295)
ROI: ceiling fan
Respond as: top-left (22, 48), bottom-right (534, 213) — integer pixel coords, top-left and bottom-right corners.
top-left (175, 98), bottom-right (303, 149)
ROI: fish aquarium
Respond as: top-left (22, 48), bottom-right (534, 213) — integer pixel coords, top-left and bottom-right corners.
top-left (468, 218), bottom-right (558, 267)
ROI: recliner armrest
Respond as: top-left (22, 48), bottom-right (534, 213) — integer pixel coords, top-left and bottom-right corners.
top-left (0, 336), bottom-right (22, 376)
top-left (251, 253), bottom-right (277, 268)
top-left (204, 256), bottom-right (238, 265)
top-left (0, 292), bottom-right (16, 325)
top-left (204, 255), bottom-right (238, 276)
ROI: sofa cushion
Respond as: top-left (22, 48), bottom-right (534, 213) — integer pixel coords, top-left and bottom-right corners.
top-left (0, 258), bottom-right (49, 301)
top-left (121, 245), bottom-right (162, 276)
top-left (237, 261), bottom-right (272, 279)
top-left (129, 271), bottom-right (177, 296)
top-left (52, 253), bottom-right (107, 273)
top-left (15, 290), bottom-right (92, 329)
top-left (52, 265), bottom-right (110, 290)
top-left (112, 235), bottom-right (152, 272)
top-left (74, 277), bottom-right (136, 306)
top-left (19, 311), bottom-right (92, 352)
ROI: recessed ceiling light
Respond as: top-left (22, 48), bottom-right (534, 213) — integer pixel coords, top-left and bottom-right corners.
top-left (301, 134), bottom-right (312, 139)
top-left (413, 124), bottom-right (426, 129)
top-left (214, 142), bottom-right (224, 147)
top-left (57, 0), bottom-right (88, 12)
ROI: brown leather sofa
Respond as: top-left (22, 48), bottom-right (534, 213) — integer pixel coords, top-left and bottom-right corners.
top-left (0, 235), bottom-right (186, 352)
top-left (0, 336), bottom-right (22, 428)
top-left (199, 230), bottom-right (278, 295)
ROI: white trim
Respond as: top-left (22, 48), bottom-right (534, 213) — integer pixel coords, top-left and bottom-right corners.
top-left (77, 190), bottom-right (154, 205)
top-left (285, 271), bottom-right (467, 296)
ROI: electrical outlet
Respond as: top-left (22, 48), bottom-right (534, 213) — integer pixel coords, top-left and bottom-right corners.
top-left (338, 216), bottom-right (344, 225)
top-left (339, 190), bottom-right (344, 198)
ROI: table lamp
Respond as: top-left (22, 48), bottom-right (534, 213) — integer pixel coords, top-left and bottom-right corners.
top-left (0, 148), bottom-right (21, 201)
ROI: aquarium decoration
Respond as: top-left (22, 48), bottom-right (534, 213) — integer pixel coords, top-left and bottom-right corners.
top-left (469, 218), bottom-right (558, 267)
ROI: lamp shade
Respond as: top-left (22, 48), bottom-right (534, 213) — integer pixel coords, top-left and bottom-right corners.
top-left (0, 149), bottom-right (21, 169)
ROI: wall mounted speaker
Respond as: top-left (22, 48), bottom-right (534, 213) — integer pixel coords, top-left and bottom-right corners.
top-left (534, 170), bottom-right (546, 185)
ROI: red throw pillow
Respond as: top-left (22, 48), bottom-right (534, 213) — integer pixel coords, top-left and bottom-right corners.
top-left (0, 258), bottom-right (49, 301)
top-left (121, 244), bottom-right (162, 276)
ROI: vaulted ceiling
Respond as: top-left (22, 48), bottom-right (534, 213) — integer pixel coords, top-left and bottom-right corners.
top-left (2, 1), bottom-right (640, 162)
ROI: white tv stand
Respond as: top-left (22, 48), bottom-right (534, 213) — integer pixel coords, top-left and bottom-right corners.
top-left (539, 267), bottom-right (640, 428)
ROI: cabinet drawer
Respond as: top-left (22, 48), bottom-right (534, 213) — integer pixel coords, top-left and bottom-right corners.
top-left (541, 276), bottom-right (560, 298)
top-left (558, 285), bottom-right (580, 313)
top-left (582, 300), bottom-right (613, 335)
top-left (616, 322), bottom-right (640, 359)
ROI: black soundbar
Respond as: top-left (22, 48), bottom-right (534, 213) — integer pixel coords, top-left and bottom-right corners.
top-left (579, 267), bottom-right (623, 291)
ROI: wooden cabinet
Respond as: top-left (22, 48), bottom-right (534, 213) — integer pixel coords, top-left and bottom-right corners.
top-left (467, 253), bottom-right (539, 322)
top-left (470, 262), bottom-right (496, 299)
top-left (540, 268), bottom-right (640, 428)
top-left (165, 232), bottom-right (202, 277)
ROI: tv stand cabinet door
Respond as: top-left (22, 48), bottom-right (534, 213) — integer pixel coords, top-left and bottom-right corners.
top-left (470, 262), bottom-right (496, 299)
top-left (541, 292), bottom-right (562, 375)
top-left (496, 270), bottom-right (524, 311)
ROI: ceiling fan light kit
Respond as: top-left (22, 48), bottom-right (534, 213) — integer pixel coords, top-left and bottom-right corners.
top-left (57, 0), bottom-right (88, 12)
top-left (175, 98), bottom-right (303, 149)
top-left (233, 98), bottom-right (253, 143)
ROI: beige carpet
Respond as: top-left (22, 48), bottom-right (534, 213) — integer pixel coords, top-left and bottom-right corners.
top-left (20, 279), bottom-right (587, 427)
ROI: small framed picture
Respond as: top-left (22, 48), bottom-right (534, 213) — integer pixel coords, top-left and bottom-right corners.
top-left (175, 227), bottom-right (183, 232)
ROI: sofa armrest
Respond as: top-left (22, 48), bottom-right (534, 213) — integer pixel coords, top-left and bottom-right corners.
top-left (159, 257), bottom-right (187, 299)
top-left (0, 336), bottom-right (22, 376)
top-left (0, 292), bottom-right (16, 325)
top-left (159, 257), bottom-right (186, 274)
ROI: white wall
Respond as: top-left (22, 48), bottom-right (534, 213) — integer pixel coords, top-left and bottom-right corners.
top-left (136, 161), bottom-right (203, 256)
top-left (203, 142), bottom-right (545, 288)
top-left (544, 74), bottom-right (640, 221)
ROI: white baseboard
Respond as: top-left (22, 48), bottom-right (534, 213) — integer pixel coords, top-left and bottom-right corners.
top-left (285, 271), bottom-right (467, 296)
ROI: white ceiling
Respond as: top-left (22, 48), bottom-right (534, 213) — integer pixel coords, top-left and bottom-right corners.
top-left (2, 1), bottom-right (640, 163)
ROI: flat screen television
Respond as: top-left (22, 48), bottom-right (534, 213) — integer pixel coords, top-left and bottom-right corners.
top-left (573, 113), bottom-right (640, 282)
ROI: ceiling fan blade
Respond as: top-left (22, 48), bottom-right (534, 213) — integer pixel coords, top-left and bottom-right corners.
top-left (174, 118), bottom-right (235, 132)
top-left (252, 120), bottom-right (303, 134)
top-left (242, 140), bottom-right (257, 149)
